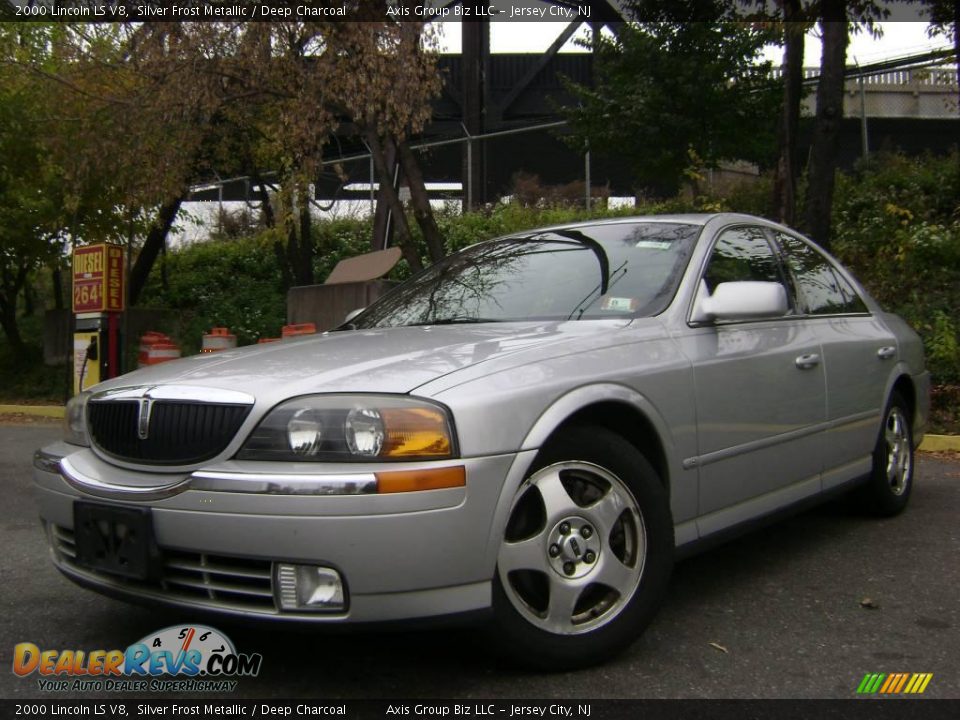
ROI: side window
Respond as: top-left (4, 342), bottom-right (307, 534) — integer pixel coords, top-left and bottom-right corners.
top-left (704, 226), bottom-right (785, 292)
top-left (776, 233), bottom-right (868, 315)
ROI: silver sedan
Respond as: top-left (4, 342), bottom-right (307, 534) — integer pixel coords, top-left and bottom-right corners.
top-left (34, 213), bottom-right (929, 669)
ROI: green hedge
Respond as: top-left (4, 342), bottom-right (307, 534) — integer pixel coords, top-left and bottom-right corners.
top-left (139, 231), bottom-right (288, 353)
top-left (831, 150), bottom-right (960, 385)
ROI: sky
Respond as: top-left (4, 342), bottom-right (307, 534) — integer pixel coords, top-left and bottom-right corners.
top-left (434, 21), bottom-right (954, 67)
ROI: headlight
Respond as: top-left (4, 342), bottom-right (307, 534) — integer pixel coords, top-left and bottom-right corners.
top-left (238, 395), bottom-right (456, 462)
top-left (64, 392), bottom-right (90, 447)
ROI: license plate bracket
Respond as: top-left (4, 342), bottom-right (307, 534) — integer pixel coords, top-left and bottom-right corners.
top-left (73, 502), bottom-right (158, 581)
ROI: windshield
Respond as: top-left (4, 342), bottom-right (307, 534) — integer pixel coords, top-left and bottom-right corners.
top-left (351, 222), bottom-right (701, 328)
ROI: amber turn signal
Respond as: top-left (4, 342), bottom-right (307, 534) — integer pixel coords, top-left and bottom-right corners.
top-left (375, 466), bottom-right (466, 494)
top-left (380, 407), bottom-right (453, 458)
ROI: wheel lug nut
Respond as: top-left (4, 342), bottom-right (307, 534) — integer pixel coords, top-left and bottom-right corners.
top-left (563, 561), bottom-right (576, 576)
top-left (548, 544), bottom-right (561, 558)
top-left (581, 525), bottom-right (593, 539)
top-left (559, 522), bottom-right (571, 535)
top-left (584, 551), bottom-right (596, 564)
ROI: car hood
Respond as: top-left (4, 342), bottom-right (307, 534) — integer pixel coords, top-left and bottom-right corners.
top-left (91, 320), bottom-right (633, 404)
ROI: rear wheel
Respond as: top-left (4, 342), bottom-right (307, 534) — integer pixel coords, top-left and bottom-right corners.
top-left (490, 426), bottom-right (673, 670)
top-left (854, 391), bottom-right (914, 516)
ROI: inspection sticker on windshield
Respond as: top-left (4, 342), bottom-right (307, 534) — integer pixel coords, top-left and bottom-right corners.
top-left (601, 297), bottom-right (639, 312)
top-left (635, 240), bottom-right (672, 250)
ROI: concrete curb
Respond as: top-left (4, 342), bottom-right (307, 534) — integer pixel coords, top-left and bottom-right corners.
top-left (920, 434), bottom-right (960, 452)
top-left (1, 404), bottom-right (958, 451)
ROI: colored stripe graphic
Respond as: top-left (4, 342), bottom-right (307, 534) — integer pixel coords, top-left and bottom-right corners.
top-left (905, 673), bottom-right (934, 694)
top-left (857, 673), bottom-right (933, 694)
top-left (859, 673), bottom-right (886, 694)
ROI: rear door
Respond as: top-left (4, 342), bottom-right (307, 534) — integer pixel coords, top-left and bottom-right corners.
top-left (772, 231), bottom-right (896, 490)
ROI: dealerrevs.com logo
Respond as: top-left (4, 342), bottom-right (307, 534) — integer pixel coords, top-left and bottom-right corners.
top-left (13, 625), bottom-right (262, 693)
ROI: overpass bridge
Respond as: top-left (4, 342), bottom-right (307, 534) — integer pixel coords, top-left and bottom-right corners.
top-left (788, 56), bottom-right (958, 120)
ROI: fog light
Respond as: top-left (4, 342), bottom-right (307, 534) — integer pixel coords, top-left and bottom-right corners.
top-left (275, 564), bottom-right (345, 611)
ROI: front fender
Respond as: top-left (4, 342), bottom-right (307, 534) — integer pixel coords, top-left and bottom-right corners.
top-left (480, 382), bottom-right (695, 576)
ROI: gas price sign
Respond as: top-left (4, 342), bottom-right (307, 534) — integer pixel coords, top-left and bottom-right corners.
top-left (73, 244), bottom-right (125, 313)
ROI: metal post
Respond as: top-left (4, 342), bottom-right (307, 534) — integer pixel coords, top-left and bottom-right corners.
top-left (467, 138), bottom-right (473, 211)
top-left (858, 72), bottom-right (869, 159)
top-left (124, 213), bottom-right (133, 374)
top-left (585, 145), bottom-right (592, 211)
top-left (369, 153), bottom-right (375, 216)
top-left (461, 122), bottom-right (474, 212)
top-left (217, 176), bottom-right (224, 234)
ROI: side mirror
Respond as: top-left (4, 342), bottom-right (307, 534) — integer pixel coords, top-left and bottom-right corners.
top-left (343, 307), bottom-right (365, 325)
top-left (692, 281), bottom-right (787, 322)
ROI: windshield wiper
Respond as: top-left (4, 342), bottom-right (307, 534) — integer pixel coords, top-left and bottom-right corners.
top-left (405, 316), bottom-right (503, 326)
top-left (514, 229), bottom-right (610, 295)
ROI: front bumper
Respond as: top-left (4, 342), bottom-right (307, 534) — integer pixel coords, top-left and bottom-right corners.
top-left (33, 444), bottom-right (536, 623)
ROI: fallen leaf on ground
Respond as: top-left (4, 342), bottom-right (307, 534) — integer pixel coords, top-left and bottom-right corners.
top-left (709, 642), bottom-right (729, 654)
top-left (860, 598), bottom-right (880, 609)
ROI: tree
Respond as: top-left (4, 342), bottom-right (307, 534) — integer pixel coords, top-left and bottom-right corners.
top-left (14, 19), bottom-right (445, 308)
top-left (762, 0), bottom-right (817, 226)
top-left (330, 20), bottom-right (444, 266)
top-left (0, 25), bottom-right (129, 358)
top-left (565, 12), bottom-right (780, 197)
top-left (0, 84), bottom-right (59, 358)
top-left (804, 3), bottom-right (849, 250)
top-left (802, 1), bottom-right (885, 250)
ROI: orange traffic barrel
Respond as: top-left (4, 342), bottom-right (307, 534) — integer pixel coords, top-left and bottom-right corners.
top-left (258, 337), bottom-right (281, 344)
top-left (201, 327), bottom-right (237, 353)
top-left (145, 341), bottom-right (181, 365)
top-left (282, 323), bottom-right (317, 341)
top-left (138, 331), bottom-right (171, 368)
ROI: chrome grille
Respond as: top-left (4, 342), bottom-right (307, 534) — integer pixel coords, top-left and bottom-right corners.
top-left (88, 400), bottom-right (251, 465)
top-left (50, 524), bottom-right (276, 613)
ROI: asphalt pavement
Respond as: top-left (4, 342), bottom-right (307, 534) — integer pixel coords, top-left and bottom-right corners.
top-left (1, 423), bottom-right (958, 700)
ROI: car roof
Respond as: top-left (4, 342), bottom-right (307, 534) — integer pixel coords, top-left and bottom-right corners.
top-left (499, 212), bottom-right (783, 235)
top-left (510, 214), bottom-right (712, 235)
top-left (500, 212), bottom-right (807, 236)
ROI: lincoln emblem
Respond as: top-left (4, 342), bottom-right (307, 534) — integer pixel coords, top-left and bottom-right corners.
top-left (136, 398), bottom-right (154, 440)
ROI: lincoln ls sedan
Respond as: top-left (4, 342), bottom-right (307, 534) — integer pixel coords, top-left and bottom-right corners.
top-left (34, 213), bottom-right (929, 669)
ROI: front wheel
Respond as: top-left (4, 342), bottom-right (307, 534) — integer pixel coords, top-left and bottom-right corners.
top-left (489, 426), bottom-right (673, 670)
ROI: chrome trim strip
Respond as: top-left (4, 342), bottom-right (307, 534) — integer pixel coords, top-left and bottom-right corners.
top-left (190, 470), bottom-right (377, 496)
top-left (59, 455), bottom-right (191, 501)
top-left (90, 385), bottom-right (255, 405)
top-left (54, 454), bottom-right (378, 498)
top-left (682, 409), bottom-right (879, 470)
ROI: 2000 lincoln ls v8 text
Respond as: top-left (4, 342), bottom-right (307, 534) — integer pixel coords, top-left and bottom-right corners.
top-left (34, 213), bottom-right (929, 669)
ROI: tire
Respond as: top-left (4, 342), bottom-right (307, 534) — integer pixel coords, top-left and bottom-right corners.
top-left (489, 425), bottom-right (673, 670)
top-left (854, 391), bottom-right (915, 516)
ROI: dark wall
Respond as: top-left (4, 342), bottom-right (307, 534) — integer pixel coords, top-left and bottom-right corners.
top-left (192, 54), bottom-right (958, 203)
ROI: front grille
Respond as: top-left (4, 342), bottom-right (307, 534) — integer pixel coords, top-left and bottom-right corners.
top-left (50, 524), bottom-right (277, 614)
top-left (88, 400), bottom-right (251, 465)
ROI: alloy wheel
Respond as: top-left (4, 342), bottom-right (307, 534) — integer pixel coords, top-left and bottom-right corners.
top-left (498, 461), bottom-right (646, 635)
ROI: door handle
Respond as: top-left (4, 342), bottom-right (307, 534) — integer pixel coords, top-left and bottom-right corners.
top-left (795, 353), bottom-right (821, 370)
top-left (877, 346), bottom-right (896, 360)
